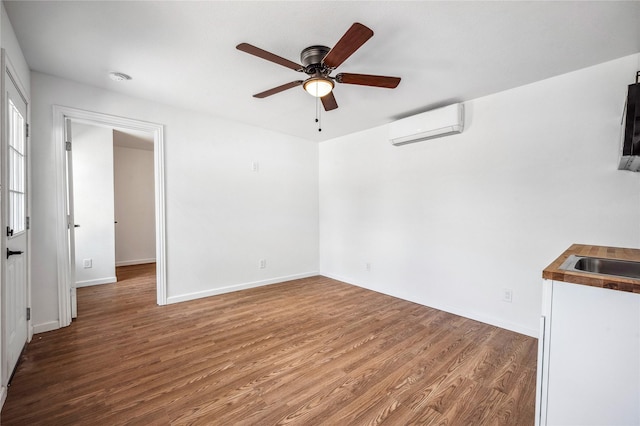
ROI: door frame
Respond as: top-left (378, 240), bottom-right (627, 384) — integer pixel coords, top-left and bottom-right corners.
top-left (53, 106), bottom-right (167, 327)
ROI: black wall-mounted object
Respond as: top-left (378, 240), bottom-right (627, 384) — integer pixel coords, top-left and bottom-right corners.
top-left (619, 72), bottom-right (640, 171)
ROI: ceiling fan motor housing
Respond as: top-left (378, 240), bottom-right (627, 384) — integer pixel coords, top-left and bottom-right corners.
top-left (301, 45), bottom-right (331, 76)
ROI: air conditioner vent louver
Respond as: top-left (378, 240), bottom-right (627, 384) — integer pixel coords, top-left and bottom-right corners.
top-left (389, 103), bottom-right (464, 146)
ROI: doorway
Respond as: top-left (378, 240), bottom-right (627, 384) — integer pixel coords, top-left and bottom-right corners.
top-left (53, 106), bottom-right (166, 328)
top-left (113, 130), bottom-right (156, 270)
top-left (69, 124), bottom-right (156, 316)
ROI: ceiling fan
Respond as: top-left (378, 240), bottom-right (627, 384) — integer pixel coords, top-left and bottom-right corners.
top-left (236, 23), bottom-right (401, 112)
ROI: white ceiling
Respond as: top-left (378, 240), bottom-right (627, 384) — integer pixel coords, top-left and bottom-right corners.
top-left (5, 1), bottom-right (640, 142)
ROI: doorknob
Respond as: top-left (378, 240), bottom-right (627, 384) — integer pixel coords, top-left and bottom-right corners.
top-left (7, 249), bottom-right (24, 259)
top-left (74, 224), bottom-right (80, 228)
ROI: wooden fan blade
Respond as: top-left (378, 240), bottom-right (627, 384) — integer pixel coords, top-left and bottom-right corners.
top-left (253, 81), bottom-right (303, 98)
top-left (322, 23), bottom-right (374, 69)
top-left (336, 73), bottom-right (401, 88)
top-left (236, 43), bottom-right (303, 72)
top-left (321, 92), bottom-right (338, 111)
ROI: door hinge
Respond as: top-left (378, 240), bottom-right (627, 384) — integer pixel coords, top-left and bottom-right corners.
top-left (26, 216), bottom-right (30, 230)
top-left (25, 123), bottom-right (29, 138)
top-left (6, 226), bottom-right (13, 237)
top-left (65, 141), bottom-right (72, 151)
top-left (26, 307), bottom-right (31, 321)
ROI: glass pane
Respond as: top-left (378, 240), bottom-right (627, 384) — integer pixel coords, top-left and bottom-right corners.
top-left (8, 99), bottom-right (25, 234)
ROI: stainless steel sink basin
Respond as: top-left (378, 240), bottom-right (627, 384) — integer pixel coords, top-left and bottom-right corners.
top-left (560, 255), bottom-right (640, 279)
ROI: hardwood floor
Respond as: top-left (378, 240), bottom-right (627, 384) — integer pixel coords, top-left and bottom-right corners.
top-left (1, 264), bottom-right (537, 425)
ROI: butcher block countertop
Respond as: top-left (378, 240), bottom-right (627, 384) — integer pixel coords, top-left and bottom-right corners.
top-left (543, 244), bottom-right (640, 294)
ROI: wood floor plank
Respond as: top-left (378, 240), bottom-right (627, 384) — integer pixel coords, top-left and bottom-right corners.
top-left (1, 264), bottom-right (537, 425)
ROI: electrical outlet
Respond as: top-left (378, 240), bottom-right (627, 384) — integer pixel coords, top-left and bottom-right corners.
top-left (252, 161), bottom-right (260, 172)
top-left (365, 262), bottom-right (371, 272)
top-left (502, 288), bottom-right (513, 303)
top-left (259, 259), bottom-right (266, 269)
top-left (83, 258), bottom-right (92, 269)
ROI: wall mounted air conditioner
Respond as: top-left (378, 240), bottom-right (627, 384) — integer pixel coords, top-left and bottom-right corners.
top-left (389, 103), bottom-right (464, 146)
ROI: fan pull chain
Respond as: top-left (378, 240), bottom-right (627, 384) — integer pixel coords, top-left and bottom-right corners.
top-left (315, 96), bottom-right (322, 132)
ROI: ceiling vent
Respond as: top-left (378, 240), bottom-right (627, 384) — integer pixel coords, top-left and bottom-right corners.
top-left (389, 103), bottom-right (464, 146)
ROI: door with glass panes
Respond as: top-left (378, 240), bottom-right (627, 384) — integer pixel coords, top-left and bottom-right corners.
top-left (3, 64), bottom-right (28, 383)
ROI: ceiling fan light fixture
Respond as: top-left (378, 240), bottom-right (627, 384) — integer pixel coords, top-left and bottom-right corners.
top-left (303, 77), bottom-right (334, 98)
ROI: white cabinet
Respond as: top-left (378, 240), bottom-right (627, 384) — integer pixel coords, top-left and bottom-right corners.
top-left (536, 279), bottom-right (640, 426)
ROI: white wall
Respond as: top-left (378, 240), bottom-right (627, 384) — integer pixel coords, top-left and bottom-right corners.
top-left (1, 5), bottom-right (29, 97)
top-left (30, 72), bottom-right (319, 331)
top-left (113, 143), bottom-right (155, 266)
top-left (72, 123), bottom-right (116, 287)
top-left (319, 54), bottom-right (640, 337)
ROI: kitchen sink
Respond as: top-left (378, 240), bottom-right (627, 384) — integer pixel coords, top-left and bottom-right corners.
top-left (560, 255), bottom-right (640, 279)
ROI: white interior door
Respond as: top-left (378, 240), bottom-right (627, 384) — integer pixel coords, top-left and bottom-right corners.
top-left (64, 118), bottom-right (78, 318)
top-left (3, 65), bottom-right (28, 382)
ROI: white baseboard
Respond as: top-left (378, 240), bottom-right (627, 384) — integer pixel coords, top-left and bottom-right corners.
top-left (76, 276), bottom-right (117, 288)
top-left (116, 258), bottom-right (156, 267)
top-left (320, 272), bottom-right (538, 338)
top-left (33, 320), bottom-right (60, 334)
top-left (425, 299), bottom-right (538, 338)
top-left (167, 271), bottom-right (319, 304)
